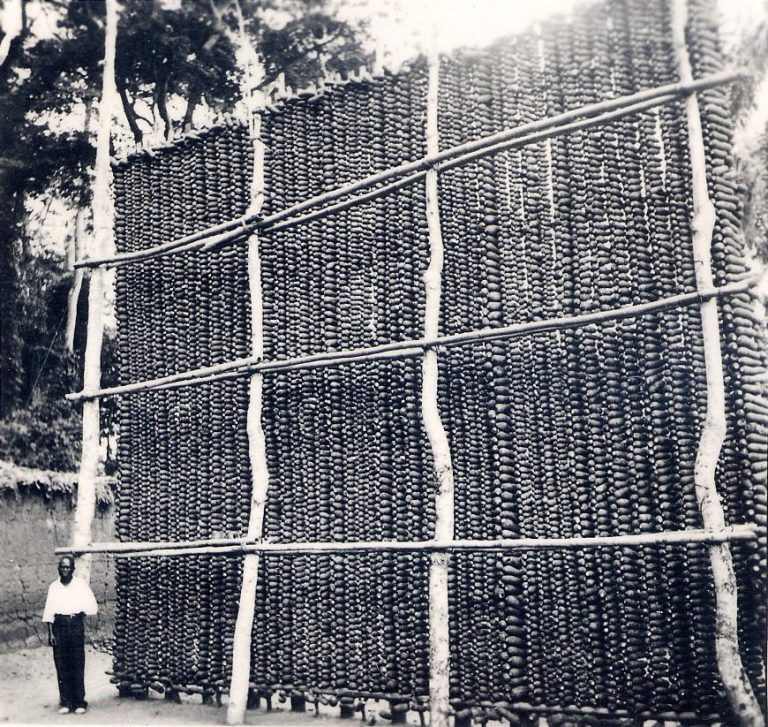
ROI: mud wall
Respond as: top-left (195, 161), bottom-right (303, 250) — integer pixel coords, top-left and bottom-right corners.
top-left (0, 480), bottom-right (116, 652)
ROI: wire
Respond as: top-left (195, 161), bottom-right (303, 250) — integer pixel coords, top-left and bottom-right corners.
top-left (25, 305), bottom-right (68, 407)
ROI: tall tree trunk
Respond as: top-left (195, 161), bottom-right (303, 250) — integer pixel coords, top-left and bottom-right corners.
top-left (65, 209), bottom-right (85, 352)
top-left (0, 165), bottom-right (24, 417)
top-left (0, 0), bottom-right (24, 69)
top-left (73, 0), bottom-right (118, 584)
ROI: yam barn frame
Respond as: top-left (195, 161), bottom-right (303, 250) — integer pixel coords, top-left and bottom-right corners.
top-left (60, 0), bottom-right (766, 725)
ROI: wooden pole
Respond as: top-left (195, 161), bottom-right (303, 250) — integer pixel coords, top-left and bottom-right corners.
top-left (56, 525), bottom-right (758, 558)
top-left (70, 0), bottom-right (118, 583)
top-left (75, 70), bottom-right (744, 269)
top-left (202, 169), bottom-right (424, 245)
top-left (112, 90), bottom-right (685, 265)
top-left (227, 16), bottom-right (269, 725)
top-left (173, 93), bottom-right (697, 254)
top-left (66, 277), bottom-right (758, 402)
top-left (456, 699), bottom-right (722, 723)
top-left (422, 41), bottom-right (455, 727)
top-left (671, 2), bottom-right (764, 725)
top-left (178, 93), bottom-right (691, 257)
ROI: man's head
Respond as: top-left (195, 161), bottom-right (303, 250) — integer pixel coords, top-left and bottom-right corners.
top-left (58, 555), bottom-right (75, 584)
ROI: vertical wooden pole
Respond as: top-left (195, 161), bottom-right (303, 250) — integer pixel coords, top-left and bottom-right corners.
top-left (71, 0), bottom-right (118, 584)
top-left (225, 143), bottom-right (268, 726)
top-left (423, 41), bottom-right (455, 727)
top-left (671, 2), bottom-right (764, 725)
top-left (226, 17), bottom-right (269, 722)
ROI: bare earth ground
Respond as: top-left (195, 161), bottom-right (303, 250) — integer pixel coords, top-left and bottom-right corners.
top-left (0, 646), bottom-right (419, 727)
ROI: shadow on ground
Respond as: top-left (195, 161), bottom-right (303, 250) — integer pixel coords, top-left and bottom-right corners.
top-left (0, 646), bottom-right (419, 726)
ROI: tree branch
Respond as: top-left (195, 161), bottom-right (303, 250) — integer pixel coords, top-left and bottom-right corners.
top-left (182, 82), bottom-right (203, 132)
top-left (134, 110), bottom-right (154, 128)
top-left (154, 74), bottom-right (171, 140)
top-left (115, 76), bottom-right (143, 144)
top-left (255, 30), bottom-right (346, 90)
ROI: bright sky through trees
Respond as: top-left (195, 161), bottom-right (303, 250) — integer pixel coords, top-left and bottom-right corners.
top-left (343, 0), bottom-right (764, 63)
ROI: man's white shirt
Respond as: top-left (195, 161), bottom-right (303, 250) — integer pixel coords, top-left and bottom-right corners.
top-left (42, 578), bottom-right (98, 623)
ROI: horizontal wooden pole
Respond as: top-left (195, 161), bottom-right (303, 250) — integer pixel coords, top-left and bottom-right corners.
top-left (56, 525), bottom-right (757, 558)
top-left (75, 70), bottom-right (744, 269)
top-left (66, 277), bottom-right (757, 402)
top-left (200, 169), bottom-right (426, 248)
top-left (257, 93), bottom-right (679, 239)
top-left (202, 90), bottom-right (686, 249)
top-left (184, 92), bottom-right (687, 257)
top-left (102, 94), bottom-right (686, 264)
top-left (172, 172), bottom-right (425, 258)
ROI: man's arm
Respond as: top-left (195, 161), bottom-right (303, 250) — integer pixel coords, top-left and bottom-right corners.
top-left (42, 584), bottom-right (56, 646)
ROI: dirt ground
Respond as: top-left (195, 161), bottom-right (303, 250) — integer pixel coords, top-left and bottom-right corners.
top-left (0, 646), bottom-right (417, 727)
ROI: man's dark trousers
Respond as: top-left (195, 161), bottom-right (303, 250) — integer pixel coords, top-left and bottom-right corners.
top-left (52, 614), bottom-right (86, 710)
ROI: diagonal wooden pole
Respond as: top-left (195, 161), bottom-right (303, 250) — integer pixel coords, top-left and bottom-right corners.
top-left (74, 70), bottom-right (743, 270)
top-left (671, 1), bottom-right (764, 725)
top-left (71, 0), bottom-right (118, 583)
top-left (65, 278), bottom-right (759, 402)
top-left (423, 37), bottom-right (455, 727)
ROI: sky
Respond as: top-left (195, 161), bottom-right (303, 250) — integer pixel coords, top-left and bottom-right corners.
top-left (344, 0), bottom-right (589, 61)
top-left (344, 0), bottom-right (765, 61)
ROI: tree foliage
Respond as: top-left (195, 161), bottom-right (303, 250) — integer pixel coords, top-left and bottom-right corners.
top-left (0, 0), bottom-right (369, 470)
top-left (730, 13), bottom-right (768, 262)
top-left (17, 0), bottom-right (370, 146)
top-left (0, 254), bottom-right (84, 469)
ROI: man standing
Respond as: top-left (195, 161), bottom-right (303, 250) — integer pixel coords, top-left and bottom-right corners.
top-left (42, 555), bottom-right (98, 715)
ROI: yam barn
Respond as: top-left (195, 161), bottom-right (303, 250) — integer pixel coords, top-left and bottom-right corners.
top-left (64, 0), bottom-right (767, 724)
